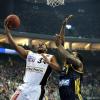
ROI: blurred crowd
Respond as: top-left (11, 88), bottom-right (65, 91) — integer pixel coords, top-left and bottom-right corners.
top-left (0, 54), bottom-right (100, 100)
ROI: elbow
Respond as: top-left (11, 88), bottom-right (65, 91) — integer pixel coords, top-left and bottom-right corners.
top-left (67, 58), bottom-right (83, 68)
top-left (57, 65), bottom-right (61, 71)
top-left (80, 62), bottom-right (83, 69)
top-left (55, 64), bottom-right (61, 72)
top-left (55, 64), bottom-right (60, 71)
top-left (75, 60), bottom-right (83, 69)
top-left (78, 63), bottom-right (84, 72)
top-left (78, 60), bottom-right (83, 68)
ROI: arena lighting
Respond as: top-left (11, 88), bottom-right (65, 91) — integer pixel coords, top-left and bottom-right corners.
top-left (64, 42), bottom-right (70, 49)
top-left (0, 38), bottom-right (6, 42)
top-left (72, 42), bottom-right (87, 49)
top-left (15, 38), bottom-right (29, 46)
top-left (45, 41), bottom-right (50, 45)
top-left (84, 43), bottom-right (91, 50)
top-left (66, 24), bottom-right (72, 29)
top-left (91, 44), bottom-right (100, 50)
top-left (0, 47), bottom-right (17, 54)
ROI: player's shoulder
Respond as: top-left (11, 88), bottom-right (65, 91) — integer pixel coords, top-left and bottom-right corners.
top-left (27, 50), bottom-right (35, 55)
top-left (44, 53), bottom-right (54, 58)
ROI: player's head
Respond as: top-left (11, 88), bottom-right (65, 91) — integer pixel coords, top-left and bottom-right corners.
top-left (72, 50), bottom-right (83, 62)
top-left (67, 49), bottom-right (83, 62)
top-left (34, 41), bottom-right (47, 53)
top-left (72, 51), bottom-right (78, 57)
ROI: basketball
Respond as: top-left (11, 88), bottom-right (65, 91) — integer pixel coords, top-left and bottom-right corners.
top-left (5, 14), bottom-right (20, 29)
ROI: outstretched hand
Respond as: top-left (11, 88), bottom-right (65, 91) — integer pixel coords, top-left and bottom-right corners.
top-left (4, 19), bottom-right (10, 34)
top-left (41, 53), bottom-right (50, 64)
top-left (56, 15), bottom-right (73, 46)
top-left (62, 15), bottom-right (73, 26)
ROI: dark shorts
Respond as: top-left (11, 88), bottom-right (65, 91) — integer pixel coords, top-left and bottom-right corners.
top-left (59, 76), bottom-right (75, 100)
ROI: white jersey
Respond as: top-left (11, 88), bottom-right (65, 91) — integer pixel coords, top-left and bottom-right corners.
top-left (23, 51), bottom-right (53, 85)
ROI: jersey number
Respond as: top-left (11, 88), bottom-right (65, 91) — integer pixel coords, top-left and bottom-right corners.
top-left (37, 58), bottom-right (46, 64)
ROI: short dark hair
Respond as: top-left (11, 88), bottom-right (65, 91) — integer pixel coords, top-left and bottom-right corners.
top-left (66, 49), bottom-right (84, 62)
top-left (76, 53), bottom-right (84, 62)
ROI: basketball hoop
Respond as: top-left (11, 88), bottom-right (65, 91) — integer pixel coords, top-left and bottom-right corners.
top-left (47, 0), bottom-right (64, 7)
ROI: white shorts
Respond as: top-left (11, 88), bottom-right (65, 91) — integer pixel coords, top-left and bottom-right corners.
top-left (10, 83), bottom-right (45, 100)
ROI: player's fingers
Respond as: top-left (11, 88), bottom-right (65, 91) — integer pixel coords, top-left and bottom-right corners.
top-left (55, 34), bottom-right (61, 39)
top-left (41, 54), bottom-right (47, 59)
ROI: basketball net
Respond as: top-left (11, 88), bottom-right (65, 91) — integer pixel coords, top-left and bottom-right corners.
top-left (47, 0), bottom-right (64, 7)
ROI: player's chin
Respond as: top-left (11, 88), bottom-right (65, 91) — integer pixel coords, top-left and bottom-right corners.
top-left (37, 49), bottom-right (45, 53)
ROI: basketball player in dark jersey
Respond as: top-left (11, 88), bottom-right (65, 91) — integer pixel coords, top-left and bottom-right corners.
top-left (55, 16), bottom-right (84, 100)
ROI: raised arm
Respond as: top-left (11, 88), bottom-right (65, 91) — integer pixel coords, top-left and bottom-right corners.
top-left (4, 21), bottom-right (28, 59)
top-left (59, 15), bottom-right (73, 45)
top-left (48, 15), bottom-right (73, 48)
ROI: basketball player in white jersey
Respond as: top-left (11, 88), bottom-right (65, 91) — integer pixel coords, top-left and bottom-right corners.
top-left (4, 22), bottom-right (60, 100)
